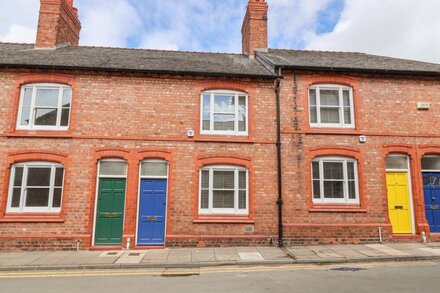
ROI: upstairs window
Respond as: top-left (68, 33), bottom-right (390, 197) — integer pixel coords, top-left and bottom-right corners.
top-left (199, 165), bottom-right (248, 215)
top-left (201, 90), bottom-right (248, 135)
top-left (17, 83), bottom-right (72, 130)
top-left (312, 156), bottom-right (359, 204)
top-left (309, 84), bottom-right (354, 128)
top-left (7, 162), bottom-right (65, 213)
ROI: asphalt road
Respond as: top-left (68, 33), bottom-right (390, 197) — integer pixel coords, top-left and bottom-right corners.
top-left (1, 261), bottom-right (440, 293)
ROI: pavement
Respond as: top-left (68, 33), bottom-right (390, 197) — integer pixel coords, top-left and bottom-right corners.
top-left (1, 242), bottom-right (440, 272)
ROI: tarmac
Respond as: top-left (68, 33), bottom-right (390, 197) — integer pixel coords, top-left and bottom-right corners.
top-left (1, 242), bottom-right (440, 272)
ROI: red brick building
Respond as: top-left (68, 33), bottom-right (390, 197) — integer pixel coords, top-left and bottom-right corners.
top-left (1, 0), bottom-right (440, 250)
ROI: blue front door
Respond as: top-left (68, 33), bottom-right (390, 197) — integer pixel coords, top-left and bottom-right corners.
top-left (137, 179), bottom-right (167, 245)
top-left (423, 173), bottom-right (440, 233)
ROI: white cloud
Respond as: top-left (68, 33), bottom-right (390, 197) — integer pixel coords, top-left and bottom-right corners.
top-left (268, 0), bottom-right (334, 48)
top-left (76, 0), bottom-right (143, 47)
top-left (0, 24), bottom-right (35, 43)
top-left (305, 0), bottom-right (440, 63)
top-left (0, 0), bottom-right (38, 43)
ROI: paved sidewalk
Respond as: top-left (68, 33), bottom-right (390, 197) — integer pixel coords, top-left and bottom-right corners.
top-left (1, 243), bottom-right (440, 271)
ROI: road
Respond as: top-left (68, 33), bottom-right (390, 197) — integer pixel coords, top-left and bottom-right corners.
top-left (1, 261), bottom-right (440, 292)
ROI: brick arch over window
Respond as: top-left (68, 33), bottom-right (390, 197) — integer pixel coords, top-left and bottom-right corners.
top-left (193, 155), bottom-right (254, 223)
top-left (1, 151), bottom-right (69, 219)
top-left (305, 147), bottom-right (366, 211)
top-left (9, 73), bottom-right (77, 133)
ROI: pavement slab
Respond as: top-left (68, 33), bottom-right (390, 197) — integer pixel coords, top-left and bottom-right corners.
top-left (141, 249), bottom-right (170, 263)
top-left (167, 249), bottom-right (192, 263)
top-left (366, 244), bottom-right (411, 256)
top-left (238, 252), bottom-right (265, 261)
top-left (115, 251), bottom-right (146, 264)
top-left (192, 248), bottom-right (216, 262)
top-left (256, 247), bottom-right (291, 261)
top-left (214, 248), bottom-right (240, 262)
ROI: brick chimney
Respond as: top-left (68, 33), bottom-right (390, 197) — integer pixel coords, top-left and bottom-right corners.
top-left (241, 0), bottom-right (268, 57)
top-left (36, 0), bottom-right (81, 48)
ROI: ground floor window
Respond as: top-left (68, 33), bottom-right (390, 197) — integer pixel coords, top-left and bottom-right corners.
top-left (7, 162), bottom-right (65, 212)
top-left (199, 165), bottom-right (248, 215)
top-left (312, 156), bottom-right (359, 204)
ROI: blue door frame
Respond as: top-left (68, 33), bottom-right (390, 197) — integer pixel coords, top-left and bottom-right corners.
top-left (137, 179), bottom-right (167, 245)
top-left (423, 172), bottom-right (440, 233)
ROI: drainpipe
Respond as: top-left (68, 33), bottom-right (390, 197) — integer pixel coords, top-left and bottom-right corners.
top-left (276, 70), bottom-right (283, 247)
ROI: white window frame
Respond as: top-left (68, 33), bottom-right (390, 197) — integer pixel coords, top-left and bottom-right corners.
top-left (200, 90), bottom-right (248, 136)
top-left (16, 83), bottom-right (72, 131)
top-left (199, 165), bottom-right (249, 215)
top-left (309, 84), bottom-right (355, 129)
top-left (6, 161), bottom-right (65, 213)
top-left (312, 156), bottom-right (359, 204)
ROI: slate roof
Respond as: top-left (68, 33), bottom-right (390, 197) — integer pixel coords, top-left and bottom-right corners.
top-left (0, 43), bottom-right (275, 79)
top-left (257, 49), bottom-right (440, 76)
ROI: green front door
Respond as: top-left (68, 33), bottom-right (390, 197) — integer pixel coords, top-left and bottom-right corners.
top-left (94, 178), bottom-right (126, 245)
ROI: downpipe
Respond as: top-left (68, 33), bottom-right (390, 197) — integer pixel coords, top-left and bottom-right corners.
top-left (276, 74), bottom-right (283, 247)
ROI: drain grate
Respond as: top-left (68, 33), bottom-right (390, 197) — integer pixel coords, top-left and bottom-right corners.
top-left (331, 267), bottom-right (367, 272)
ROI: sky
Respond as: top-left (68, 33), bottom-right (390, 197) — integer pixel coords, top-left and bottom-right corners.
top-left (0, 0), bottom-right (439, 63)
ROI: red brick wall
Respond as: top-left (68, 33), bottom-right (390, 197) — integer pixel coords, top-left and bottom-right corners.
top-left (280, 71), bottom-right (440, 244)
top-left (0, 69), bottom-right (278, 250)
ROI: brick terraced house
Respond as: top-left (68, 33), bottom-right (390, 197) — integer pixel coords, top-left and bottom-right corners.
top-left (0, 0), bottom-right (440, 250)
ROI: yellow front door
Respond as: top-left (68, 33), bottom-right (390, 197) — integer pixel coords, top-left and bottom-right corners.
top-left (386, 172), bottom-right (413, 234)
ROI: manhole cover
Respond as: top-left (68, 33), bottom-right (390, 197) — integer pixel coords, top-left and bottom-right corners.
top-left (331, 267), bottom-right (366, 272)
top-left (129, 253), bottom-right (141, 256)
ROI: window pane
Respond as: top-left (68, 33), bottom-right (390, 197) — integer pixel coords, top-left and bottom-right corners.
top-left (347, 162), bottom-right (355, 180)
top-left (141, 161), bottom-right (168, 177)
top-left (60, 108), bottom-right (70, 127)
top-left (200, 190), bottom-right (209, 209)
top-left (99, 161), bottom-right (127, 176)
top-left (239, 190), bottom-right (246, 209)
top-left (20, 107), bottom-right (31, 126)
top-left (214, 114), bottom-right (235, 131)
top-left (320, 108), bottom-right (340, 124)
top-left (14, 167), bottom-right (24, 186)
top-left (422, 157), bottom-right (440, 170)
top-left (213, 190), bottom-right (235, 208)
top-left (11, 188), bottom-right (21, 207)
top-left (34, 108), bottom-right (58, 126)
top-left (201, 170), bottom-right (209, 189)
top-left (55, 168), bottom-right (64, 187)
top-left (35, 89), bottom-right (59, 107)
top-left (312, 162), bottom-right (320, 179)
top-left (25, 188), bottom-right (50, 207)
top-left (238, 96), bottom-right (247, 132)
top-left (348, 181), bottom-right (356, 199)
top-left (386, 156), bottom-right (408, 170)
top-left (343, 90), bottom-right (350, 106)
top-left (344, 107), bottom-right (351, 124)
top-left (213, 170), bottom-right (235, 189)
top-left (27, 168), bottom-right (51, 186)
top-left (52, 188), bottom-right (62, 208)
top-left (310, 106), bottom-right (317, 123)
top-left (323, 181), bottom-right (344, 199)
top-left (202, 94), bottom-right (211, 131)
top-left (323, 162), bottom-right (343, 179)
top-left (309, 89), bottom-right (317, 106)
top-left (312, 180), bottom-right (320, 199)
top-left (319, 90), bottom-right (339, 106)
top-left (23, 87), bottom-right (33, 107)
top-left (62, 88), bottom-right (72, 107)
top-left (214, 95), bottom-right (235, 113)
top-left (238, 171), bottom-right (246, 189)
